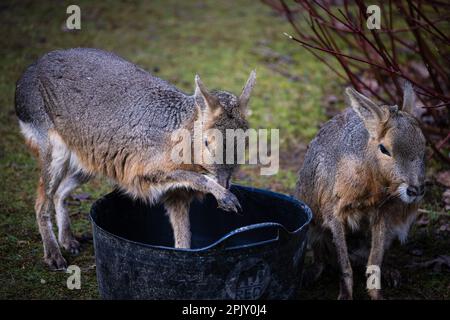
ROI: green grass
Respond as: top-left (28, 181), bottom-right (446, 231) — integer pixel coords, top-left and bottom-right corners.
top-left (0, 0), bottom-right (448, 299)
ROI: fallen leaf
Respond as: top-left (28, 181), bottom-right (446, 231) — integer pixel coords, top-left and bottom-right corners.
top-left (438, 223), bottom-right (450, 233)
top-left (443, 189), bottom-right (450, 211)
top-left (436, 171), bottom-right (450, 188)
top-left (17, 240), bottom-right (29, 246)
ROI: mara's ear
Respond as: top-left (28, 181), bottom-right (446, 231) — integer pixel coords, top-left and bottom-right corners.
top-left (401, 81), bottom-right (416, 114)
top-left (238, 70), bottom-right (256, 114)
top-left (345, 87), bottom-right (383, 138)
top-left (194, 75), bottom-right (222, 122)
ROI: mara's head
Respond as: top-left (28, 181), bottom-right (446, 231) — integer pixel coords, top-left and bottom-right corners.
top-left (192, 71), bottom-right (256, 188)
top-left (346, 83), bottom-right (426, 204)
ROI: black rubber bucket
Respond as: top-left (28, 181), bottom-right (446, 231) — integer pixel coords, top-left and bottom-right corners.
top-left (90, 185), bottom-right (312, 300)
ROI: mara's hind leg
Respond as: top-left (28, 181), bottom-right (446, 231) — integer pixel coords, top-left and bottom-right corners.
top-left (35, 176), bottom-right (66, 269)
top-left (20, 122), bottom-right (65, 268)
top-left (163, 191), bottom-right (194, 249)
top-left (36, 133), bottom-right (71, 270)
top-left (36, 156), bottom-right (69, 269)
top-left (54, 171), bottom-right (90, 255)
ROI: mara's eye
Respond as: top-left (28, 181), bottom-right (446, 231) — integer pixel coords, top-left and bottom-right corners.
top-left (379, 144), bottom-right (391, 156)
top-left (204, 139), bottom-right (208, 147)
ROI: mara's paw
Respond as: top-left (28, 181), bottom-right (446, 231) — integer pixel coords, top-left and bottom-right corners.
top-left (337, 292), bottom-right (353, 300)
top-left (368, 288), bottom-right (384, 300)
top-left (174, 239), bottom-right (191, 249)
top-left (338, 285), bottom-right (353, 300)
top-left (44, 250), bottom-right (67, 271)
top-left (61, 237), bottom-right (81, 255)
top-left (217, 190), bottom-right (242, 213)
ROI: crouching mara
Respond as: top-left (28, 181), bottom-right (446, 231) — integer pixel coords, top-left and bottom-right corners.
top-left (296, 83), bottom-right (426, 300)
top-left (15, 48), bottom-right (256, 270)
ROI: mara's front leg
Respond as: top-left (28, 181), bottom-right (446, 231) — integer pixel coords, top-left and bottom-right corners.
top-left (165, 170), bottom-right (241, 213)
top-left (328, 214), bottom-right (354, 300)
top-left (366, 214), bottom-right (393, 300)
top-left (163, 192), bottom-right (194, 249)
top-left (160, 170), bottom-right (241, 249)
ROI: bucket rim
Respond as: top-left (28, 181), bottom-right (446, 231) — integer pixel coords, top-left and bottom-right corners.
top-left (89, 184), bottom-right (312, 252)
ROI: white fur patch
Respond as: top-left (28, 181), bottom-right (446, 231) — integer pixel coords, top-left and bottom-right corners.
top-left (68, 150), bottom-right (86, 176)
top-left (19, 121), bottom-right (42, 146)
top-left (48, 131), bottom-right (90, 190)
top-left (150, 181), bottom-right (195, 203)
top-left (345, 211), bottom-right (364, 232)
top-left (54, 175), bottom-right (81, 242)
top-left (122, 181), bottom-right (197, 205)
top-left (398, 183), bottom-right (423, 204)
top-left (393, 211), bottom-right (418, 243)
top-left (150, 175), bottom-right (217, 204)
top-left (398, 183), bottom-right (413, 203)
top-left (48, 132), bottom-right (71, 187)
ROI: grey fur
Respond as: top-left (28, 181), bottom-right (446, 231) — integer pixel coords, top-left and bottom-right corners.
top-left (15, 48), bottom-right (255, 269)
top-left (296, 84), bottom-right (425, 300)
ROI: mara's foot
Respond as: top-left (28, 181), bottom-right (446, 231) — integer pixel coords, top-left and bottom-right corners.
top-left (60, 236), bottom-right (81, 255)
top-left (217, 190), bottom-right (242, 213)
top-left (44, 249), bottom-right (67, 270)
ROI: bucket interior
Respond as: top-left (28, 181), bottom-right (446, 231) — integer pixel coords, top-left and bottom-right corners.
top-left (91, 185), bottom-right (310, 250)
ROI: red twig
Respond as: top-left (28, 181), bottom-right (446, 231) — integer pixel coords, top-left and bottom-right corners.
top-left (263, 0), bottom-right (450, 163)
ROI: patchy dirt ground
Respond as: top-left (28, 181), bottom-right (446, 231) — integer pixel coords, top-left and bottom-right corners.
top-left (0, 0), bottom-right (448, 299)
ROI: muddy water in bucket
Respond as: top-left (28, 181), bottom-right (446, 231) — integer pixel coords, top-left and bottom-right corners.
top-left (90, 185), bottom-right (312, 299)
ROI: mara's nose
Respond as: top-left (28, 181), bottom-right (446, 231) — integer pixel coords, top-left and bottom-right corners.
top-left (407, 185), bottom-right (425, 197)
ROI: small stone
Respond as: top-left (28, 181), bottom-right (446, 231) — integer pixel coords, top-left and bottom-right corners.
top-left (410, 249), bottom-right (423, 256)
top-left (438, 224), bottom-right (449, 232)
